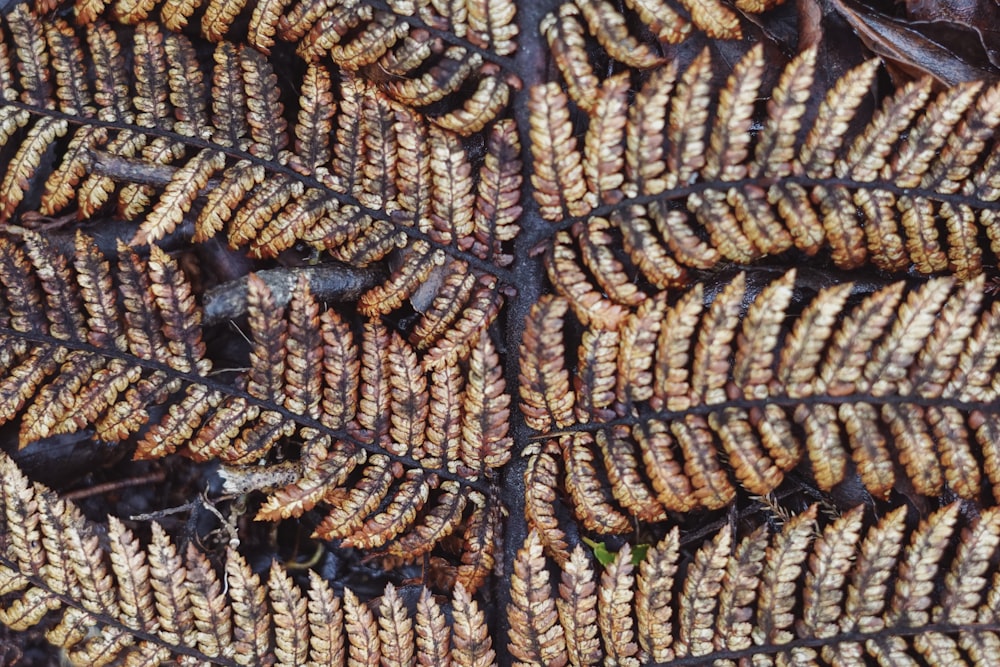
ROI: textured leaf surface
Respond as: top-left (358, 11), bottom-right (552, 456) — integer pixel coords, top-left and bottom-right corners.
top-left (1, 1), bottom-right (1000, 665)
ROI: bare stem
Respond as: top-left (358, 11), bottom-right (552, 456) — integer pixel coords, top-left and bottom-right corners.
top-left (202, 263), bottom-right (385, 325)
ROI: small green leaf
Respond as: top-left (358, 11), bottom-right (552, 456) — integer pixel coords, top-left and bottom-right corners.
top-left (581, 537), bottom-right (650, 566)
top-left (581, 536), bottom-right (616, 565)
top-left (631, 543), bottom-right (649, 565)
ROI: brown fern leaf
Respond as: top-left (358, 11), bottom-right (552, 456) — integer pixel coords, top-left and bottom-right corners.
top-left (524, 269), bottom-right (1000, 522)
top-left (253, 437), bottom-right (363, 521)
top-left (311, 454), bottom-right (397, 538)
top-left (507, 502), bottom-right (1000, 665)
top-left (0, 447), bottom-right (515, 664)
top-left (451, 581), bottom-right (497, 666)
top-left (528, 82), bottom-right (592, 221)
top-left (560, 433), bottom-right (633, 534)
top-left (556, 545), bottom-right (601, 665)
top-left (507, 530), bottom-right (567, 666)
top-left (547, 229), bottom-right (629, 330)
top-left (304, 569), bottom-right (343, 665)
top-left (9, 3), bottom-right (1000, 666)
top-left (0, 233), bottom-right (504, 570)
top-left (377, 583), bottom-right (414, 667)
top-left (455, 489), bottom-right (501, 594)
top-left (541, 4), bottom-right (600, 114)
top-left (583, 73), bottom-right (630, 208)
top-left (573, 0), bottom-right (665, 68)
top-left (541, 0), bottom-right (784, 73)
top-left (409, 260), bottom-right (477, 350)
top-left (79, 0), bottom-right (517, 133)
top-left (339, 469), bottom-right (434, 550)
top-left (422, 275), bottom-right (504, 373)
top-left (0, 4), bottom-right (519, 280)
top-left (518, 294), bottom-right (575, 432)
top-left (460, 330), bottom-right (512, 478)
top-left (524, 440), bottom-right (572, 566)
top-left (540, 43), bottom-right (1000, 280)
top-left (386, 480), bottom-right (468, 559)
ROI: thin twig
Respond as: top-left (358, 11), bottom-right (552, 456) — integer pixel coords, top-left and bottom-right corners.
top-left (202, 263), bottom-right (385, 325)
top-left (63, 471), bottom-right (167, 501)
top-left (90, 150), bottom-right (222, 192)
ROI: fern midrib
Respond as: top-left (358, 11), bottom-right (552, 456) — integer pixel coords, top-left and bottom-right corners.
top-left (549, 173), bottom-right (1000, 235)
top-left (530, 391), bottom-right (1000, 438)
top-left (493, 0), bottom-right (566, 661)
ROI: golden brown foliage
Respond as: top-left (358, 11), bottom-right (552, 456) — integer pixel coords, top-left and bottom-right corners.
top-left (536, 44), bottom-right (1000, 282)
top-left (0, 450), bottom-right (498, 666)
top-left (0, 3), bottom-right (521, 297)
top-left (508, 504), bottom-right (1000, 665)
top-left (0, 232), bottom-right (508, 571)
top-left (3, 0), bottom-right (1000, 663)
top-left (522, 270), bottom-right (1000, 526)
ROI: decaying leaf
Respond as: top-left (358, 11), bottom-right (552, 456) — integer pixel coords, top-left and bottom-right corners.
top-left (2, 0), bottom-right (1000, 664)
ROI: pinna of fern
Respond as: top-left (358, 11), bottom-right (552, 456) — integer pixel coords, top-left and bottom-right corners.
top-left (0, 2), bottom-right (522, 412)
top-left (69, 0), bottom-right (519, 132)
top-left (0, 229), bottom-right (510, 580)
top-left (533, 41), bottom-right (1000, 286)
top-left (0, 447), bottom-right (500, 666)
top-left (509, 502), bottom-right (1000, 666)
top-left (521, 268), bottom-right (1000, 538)
top-left (7, 438), bottom-right (998, 667)
top-left (0, 5), bottom-right (521, 282)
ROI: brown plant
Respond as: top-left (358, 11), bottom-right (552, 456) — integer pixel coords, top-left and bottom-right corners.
top-left (1, 0), bottom-right (1000, 664)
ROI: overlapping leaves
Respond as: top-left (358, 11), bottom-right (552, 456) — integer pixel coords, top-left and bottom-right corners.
top-left (509, 502), bottom-right (1000, 665)
top-left (521, 270), bottom-right (1000, 535)
top-left (0, 449), bottom-right (498, 666)
top-left (4, 446), bottom-right (999, 665)
top-left (0, 231), bottom-right (508, 582)
top-left (0, 3), bottom-right (520, 278)
top-left (534, 42), bottom-right (1000, 300)
top-left (3, 0), bottom-right (1000, 663)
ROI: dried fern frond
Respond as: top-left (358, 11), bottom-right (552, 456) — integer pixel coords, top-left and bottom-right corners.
top-left (8, 1), bottom-right (1000, 665)
top-left (541, 0), bottom-right (785, 82)
top-left (0, 232), bottom-right (509, 564)
top-left (509, 503), bottom-right (1000, 665)
top-left (537, 43), bottom-right (1000, 280)
top-left (0, 5), bottom-right (519, 272)
top-left (75, 0), bottom-right (518, 131)
top-left (0, 448), bottom-right (498, 665)
top-left (528, 82), bottom-right (592, 221)
top-left (523, 269), bottom-right (1000, 522)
